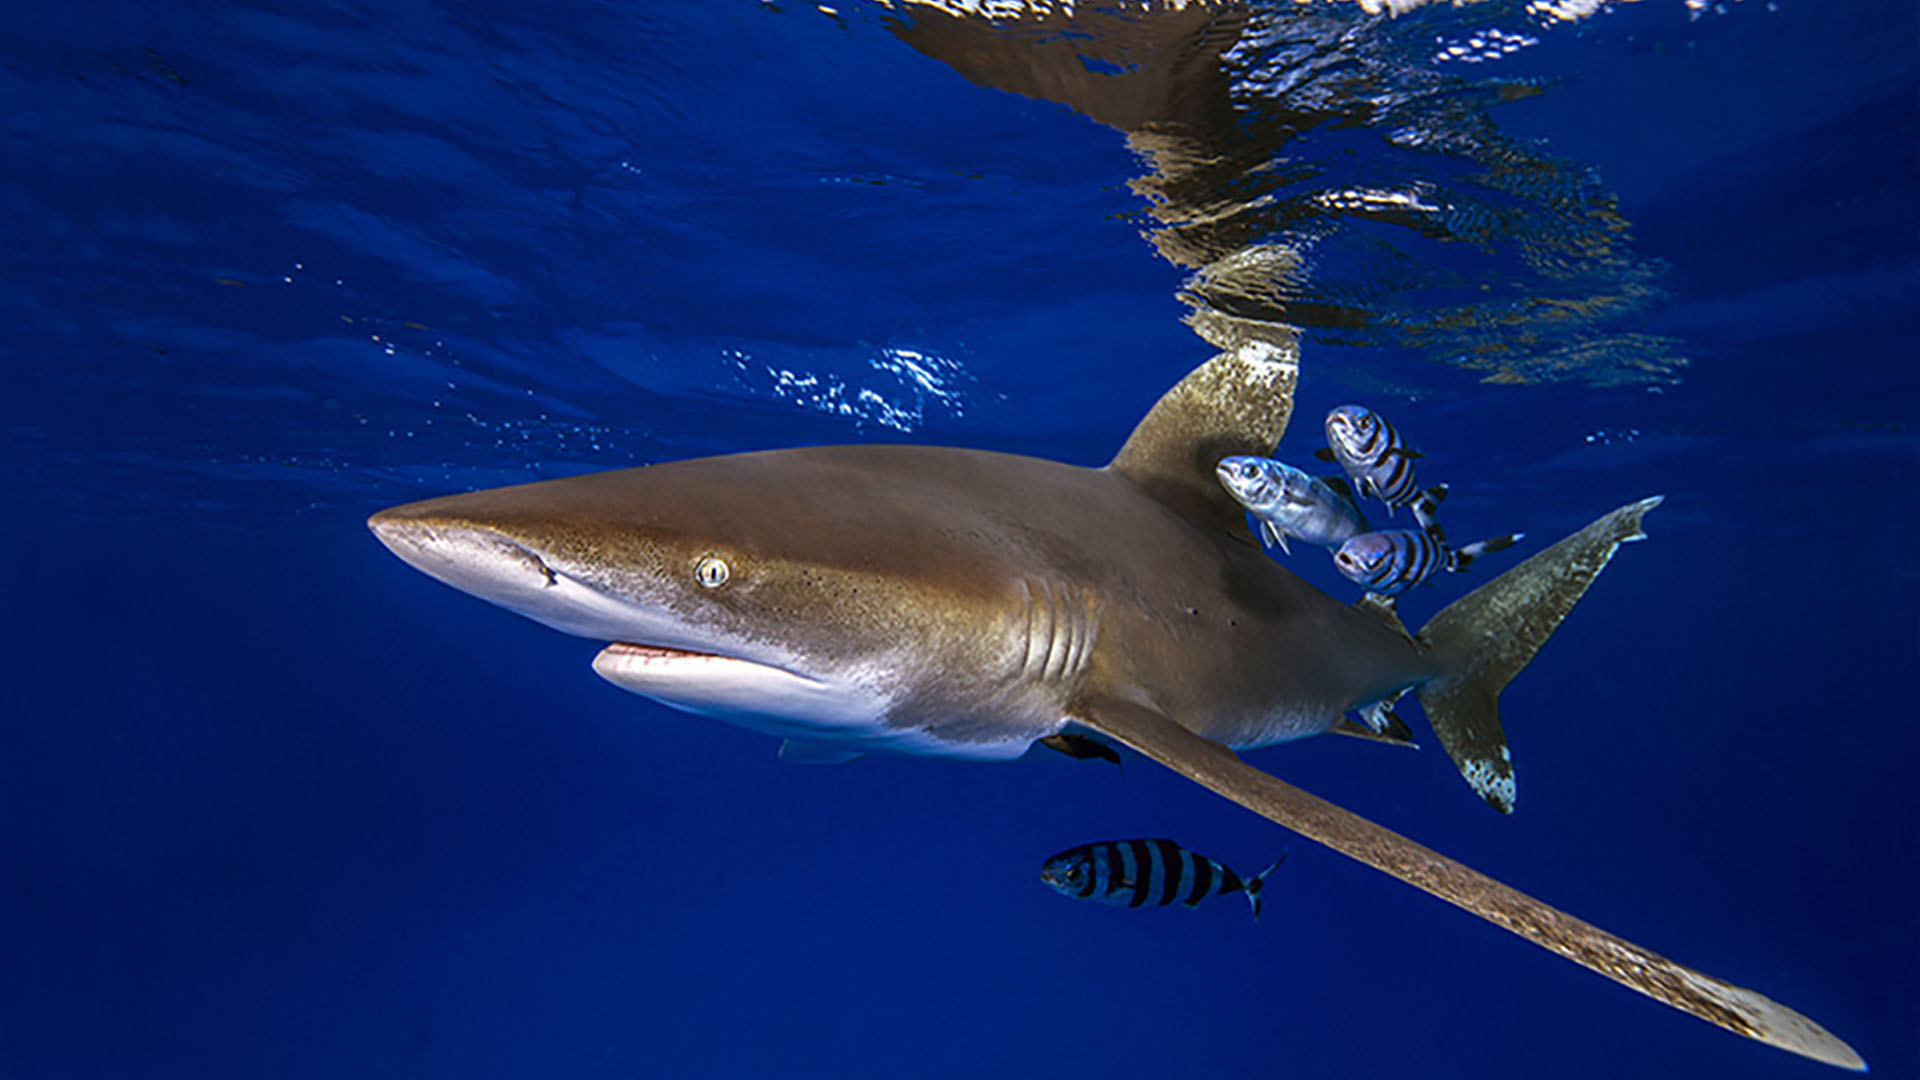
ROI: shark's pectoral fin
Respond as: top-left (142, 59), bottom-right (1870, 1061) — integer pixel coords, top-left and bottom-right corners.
top-left (777, 738), bottom-right (864, 765)
top-left (1065, 690), bottom-right (1866, 1072)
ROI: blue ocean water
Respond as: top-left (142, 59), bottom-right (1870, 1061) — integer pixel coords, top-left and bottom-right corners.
top-left (3, 1), bottom-right (1915, 1076)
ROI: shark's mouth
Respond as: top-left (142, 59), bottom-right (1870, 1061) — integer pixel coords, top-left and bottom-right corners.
top-left (591, 639), bottom-right (850, 732)
top-left (596, 640), bottom-right (825, 685)
top-left (601, 641), bottom-right (725, 662)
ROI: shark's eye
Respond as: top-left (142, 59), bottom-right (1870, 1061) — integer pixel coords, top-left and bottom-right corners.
top-left (694, 556), bottom-right (730, 589)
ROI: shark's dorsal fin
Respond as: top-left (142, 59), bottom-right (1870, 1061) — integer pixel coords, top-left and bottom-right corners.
top-left (1107, 340), bottom-right (1299, 533)
top-left (1065, 689), bottom-right (1867, 1071)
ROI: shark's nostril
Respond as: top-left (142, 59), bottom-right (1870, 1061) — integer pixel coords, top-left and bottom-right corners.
top-left (471, 532), bottom-right (556, 587)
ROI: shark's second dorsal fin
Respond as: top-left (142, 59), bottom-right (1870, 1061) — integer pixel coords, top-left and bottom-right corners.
top-left (1353, 591), bottom-right (1416, 645)
top-left (1107, 339), bottom-right (1299, 533)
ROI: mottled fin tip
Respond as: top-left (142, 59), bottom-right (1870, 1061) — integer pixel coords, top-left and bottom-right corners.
top-left (1108, 340), bottom-right (1299, 535)
top-left (1415, 496), bottom-right (1664, 813)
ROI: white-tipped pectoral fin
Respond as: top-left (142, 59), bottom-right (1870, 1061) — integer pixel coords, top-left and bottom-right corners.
top-left (1064, 690), bottom-right (1866, 1072)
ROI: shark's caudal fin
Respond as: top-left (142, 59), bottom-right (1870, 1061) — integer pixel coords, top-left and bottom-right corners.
top-left (1068, 691), bottom-right (1867, 1071)
top-left (1414, 496), bottom-right (1664, 814)
top-left (1107, 339), bottom-right (1298, 536)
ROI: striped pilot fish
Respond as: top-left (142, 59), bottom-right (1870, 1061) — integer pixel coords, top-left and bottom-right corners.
top-left (1214, 455), bottom-right (1369, 555)
top-left (1333, 527), bottom-right (1523, 597)
top-left (1316, 404), bottom-right (1438, 518)
top-left (1040, 838), bottom-right (1286, 920)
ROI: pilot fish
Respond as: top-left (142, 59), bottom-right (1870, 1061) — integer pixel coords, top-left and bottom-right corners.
top-left (1040, 839), bottom-right (1286, 920)
top-left (1333, 527), bottom-right (1523, 597)
top-left (1214, 455), bottom-right (1369, 555)
top-left (1316, 404), bottom-right (1437, 517)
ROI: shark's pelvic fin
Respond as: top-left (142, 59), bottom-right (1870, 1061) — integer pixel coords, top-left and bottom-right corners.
top-left (1414, 496), bottom-right (1665, 814)
top-left (777, 738), bottom-right (865, 765)
top-left (1038, 733), bottom-right (1123, 768)
top-left (1107, 339), bottom-right (1298, 534)
top-left (1067, 689), bottom-right (1866, 1072)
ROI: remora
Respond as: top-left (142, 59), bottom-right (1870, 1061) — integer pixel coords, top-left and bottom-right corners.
top-left (369, 345), bottom-right (1864, 1071)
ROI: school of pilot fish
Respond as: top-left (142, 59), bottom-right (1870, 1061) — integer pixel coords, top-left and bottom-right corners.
top-left (1044, 404), bottom-right (1523, 918)
top-left (1217, 404), bottom-right (1523, 600)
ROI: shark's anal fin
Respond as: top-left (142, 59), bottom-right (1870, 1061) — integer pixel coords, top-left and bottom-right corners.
top-left (1066, 690), bottom-right (1867, 1073)
top-left (1346, 692), bottom-right (1417, 746)
top-left (1331, 712), bottom-right (1417, 749)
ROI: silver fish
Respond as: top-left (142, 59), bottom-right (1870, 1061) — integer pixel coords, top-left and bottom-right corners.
top-left (1215, 454), bottom-right (1369, 554)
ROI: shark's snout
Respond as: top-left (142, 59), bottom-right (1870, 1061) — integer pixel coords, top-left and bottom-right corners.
top-left (368, 510), bottom-right (558, 595)
top-left (367, 500), bottom-right (714, 645)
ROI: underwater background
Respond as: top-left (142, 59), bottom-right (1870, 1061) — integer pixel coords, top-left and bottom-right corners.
top-left (3, 1), bottom-right (1915, 1076)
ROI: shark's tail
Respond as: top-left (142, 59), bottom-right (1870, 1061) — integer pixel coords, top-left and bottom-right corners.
top-left (1414, 496), bottom-right (1664, 813)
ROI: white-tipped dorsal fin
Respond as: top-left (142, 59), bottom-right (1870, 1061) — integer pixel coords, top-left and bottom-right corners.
top-left (1108, 338), bottom-right (1299, 533)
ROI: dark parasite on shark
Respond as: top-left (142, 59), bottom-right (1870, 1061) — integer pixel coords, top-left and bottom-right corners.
top-left (369, 346), bottom-right (1865, 1071)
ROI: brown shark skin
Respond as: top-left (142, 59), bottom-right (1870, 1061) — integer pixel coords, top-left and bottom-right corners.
top-left (371, 443), bottom-right (1438, 752)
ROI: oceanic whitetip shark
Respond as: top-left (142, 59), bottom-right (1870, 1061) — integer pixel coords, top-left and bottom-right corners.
top-left (370, 346), bottom-right (1864, 1071)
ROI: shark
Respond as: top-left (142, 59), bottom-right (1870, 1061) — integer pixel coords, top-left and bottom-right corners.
top-left (369, 345), bottom-right (1864, 1071)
